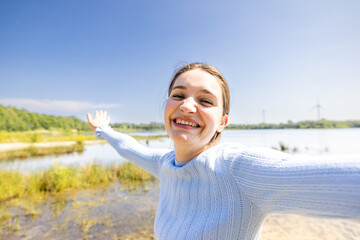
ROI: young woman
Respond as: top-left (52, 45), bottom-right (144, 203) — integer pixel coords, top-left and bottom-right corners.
top-left (87, 63), bottom-right (360, 240)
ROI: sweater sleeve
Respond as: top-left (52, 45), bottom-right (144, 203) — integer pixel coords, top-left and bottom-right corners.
top-left (96, 126), bottom-right (171, 179)
top-left (224, 146), bottom-right (360, 220)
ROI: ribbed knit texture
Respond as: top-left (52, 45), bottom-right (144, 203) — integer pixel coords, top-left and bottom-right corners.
top-left (97, 126), bottom-right (360, 240)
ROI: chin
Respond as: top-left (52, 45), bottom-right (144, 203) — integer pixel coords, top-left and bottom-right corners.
top-left (171, 132), bottom-right (190, 143)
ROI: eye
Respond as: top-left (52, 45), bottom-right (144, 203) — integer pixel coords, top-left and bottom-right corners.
top-left (171, 93), bottom-right (184, 100)
top-left (199, 99), bottom-right (213, 106)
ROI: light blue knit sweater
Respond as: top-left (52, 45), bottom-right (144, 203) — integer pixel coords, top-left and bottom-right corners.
top-left (97, 126), bottom-right (360, 240)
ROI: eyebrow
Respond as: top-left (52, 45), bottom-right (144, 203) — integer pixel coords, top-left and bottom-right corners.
top-left (172, 85), bottom-right (218, 98)
top-left (172, 86), bottom-right (187, 90)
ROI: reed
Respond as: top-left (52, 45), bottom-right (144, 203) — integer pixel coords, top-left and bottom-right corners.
top-left (0, 162), bottom-right (155, 203)
top-left (0, 162), bottom-right (156, 237)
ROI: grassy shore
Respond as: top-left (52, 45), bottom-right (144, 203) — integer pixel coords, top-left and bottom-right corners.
top-left (0, 130), bottom-right (96, 143)
top-left (0, 141), bottom-right (85, 160)
top-left (0, 130), bottom-right (167, 144)
top-left (0, 162), bottom-right (156, 235)
top-left (0, 130), bottom-right (168, 160)
top-left (0, 162), bottom-right (155, 202)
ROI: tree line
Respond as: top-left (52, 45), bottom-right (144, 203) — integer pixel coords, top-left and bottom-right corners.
top-left (0, 105), bottom-right (89, 131)
top-left (1, 105), bottom-right (359, 132)
top-left (227, 120), bottom-right (360, 129)
top-left (0, 105), bottom-right (166, 132)
top-left (110, 122), bottom-right (165, 131)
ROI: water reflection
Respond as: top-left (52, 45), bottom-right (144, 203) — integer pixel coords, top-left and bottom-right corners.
top-left (1, 144), bottom-right (123, 172)
top-left (1, 129), bottom-right (360, 239)
top-left (1, 129), bottom-right (360, 172)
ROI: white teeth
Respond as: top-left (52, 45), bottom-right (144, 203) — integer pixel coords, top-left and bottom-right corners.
top-left (175, 119), bottom-right (197, 127)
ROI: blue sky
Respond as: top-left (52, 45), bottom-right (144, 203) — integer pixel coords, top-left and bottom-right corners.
top-left (1, 0), bottom-right (359, 124)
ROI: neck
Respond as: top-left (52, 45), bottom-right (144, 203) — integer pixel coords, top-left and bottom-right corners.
top-left (174, 143), bottom-right (210, 163)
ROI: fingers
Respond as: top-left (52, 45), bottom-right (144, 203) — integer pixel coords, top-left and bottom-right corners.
top-left (99, 110), bottom-right (110, 124)
top-left (99, 110), bottom-right (106, 119)
top-left (103, 111), bottom-right (110, 125)
top-left (86, 112), bottom-right (96, 132)
top-left (86, 110), bottom-right (111, 132)
top-left (86, 113), bottom-right (93, 123)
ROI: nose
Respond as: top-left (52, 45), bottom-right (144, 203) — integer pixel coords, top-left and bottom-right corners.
top-left (180, 97), bottom-right (197, 114)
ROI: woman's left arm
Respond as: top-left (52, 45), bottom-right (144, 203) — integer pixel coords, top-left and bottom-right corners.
top-left (226, 147), bottom-right (360, 220)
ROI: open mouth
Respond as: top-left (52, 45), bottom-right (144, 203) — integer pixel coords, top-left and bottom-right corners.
top-left (173, 118), bottom-right (200, 128)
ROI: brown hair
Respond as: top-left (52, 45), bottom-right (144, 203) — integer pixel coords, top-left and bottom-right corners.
top-left (168, 63), bottom-right (230, 144)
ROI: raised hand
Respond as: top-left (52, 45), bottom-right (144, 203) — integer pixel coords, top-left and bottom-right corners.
top-left (86, 110), bottom-right (111, 132)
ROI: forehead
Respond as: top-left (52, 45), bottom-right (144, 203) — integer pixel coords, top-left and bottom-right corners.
top-left (173, 69), bottom-right (222, 95)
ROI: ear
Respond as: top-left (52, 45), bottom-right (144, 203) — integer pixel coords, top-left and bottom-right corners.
top-left (217, 115), bottom-right (229, 133)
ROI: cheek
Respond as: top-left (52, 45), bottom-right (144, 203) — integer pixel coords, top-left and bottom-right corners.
top-left (164, 99), bottom-right (177, 123)
top-left (204, 109), bottom-right (223, 128)
top-left (164, 100), bottom-right (173, 117)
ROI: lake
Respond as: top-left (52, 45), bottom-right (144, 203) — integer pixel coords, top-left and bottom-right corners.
top-left (2, 128), bottom-right (360, 240)
top-left (2, 128), bottom-right (360, 172)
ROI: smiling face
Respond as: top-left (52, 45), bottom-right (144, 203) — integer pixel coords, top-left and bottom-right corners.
top-left (164, 69), bottom-right (228, 153)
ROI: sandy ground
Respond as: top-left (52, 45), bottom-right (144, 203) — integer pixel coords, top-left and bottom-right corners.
top-left (0, 140), bottom-right (102, 152)
top-left (260, 214), bottom-right (360, 240)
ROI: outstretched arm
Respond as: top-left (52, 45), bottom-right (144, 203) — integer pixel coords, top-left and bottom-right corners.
top-left (225, 147), bottom-right (360, 220)
top-left (86, 111), bottom-right (171, 178)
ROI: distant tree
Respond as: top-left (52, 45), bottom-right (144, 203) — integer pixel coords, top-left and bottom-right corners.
top-left (1, 105), bottom-right (359, 132)
top-left (0, 105), bottom-right (89, 131)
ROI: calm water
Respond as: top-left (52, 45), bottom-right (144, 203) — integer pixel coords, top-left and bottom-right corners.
top-left (221, 128), bottom-right (360, 155)
top-left (2, 129), bottom-right (360, 239)
top-left (1, 128), bottom-right (360, 172)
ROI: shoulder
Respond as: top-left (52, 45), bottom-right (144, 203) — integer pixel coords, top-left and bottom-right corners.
top-left (160, 149), bottom-right (176, 163)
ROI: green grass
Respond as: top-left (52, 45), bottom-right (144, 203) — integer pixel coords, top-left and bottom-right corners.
top-left (0, 162), bottom-right (156, 236)
top-left (0, 162), bottom-right (155, 202)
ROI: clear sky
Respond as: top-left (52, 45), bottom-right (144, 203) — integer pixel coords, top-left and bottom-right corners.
top-left (1, 0), bottom-right (359, 124)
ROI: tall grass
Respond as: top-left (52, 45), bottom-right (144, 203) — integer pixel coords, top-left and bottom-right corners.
top-left (0, 162), bottom-right (156, 236)
top-left (0, 162), bottom-right (155, 202)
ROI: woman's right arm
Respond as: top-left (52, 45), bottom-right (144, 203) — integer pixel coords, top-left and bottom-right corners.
top-left (87, 111), bottom-right (171, 178)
